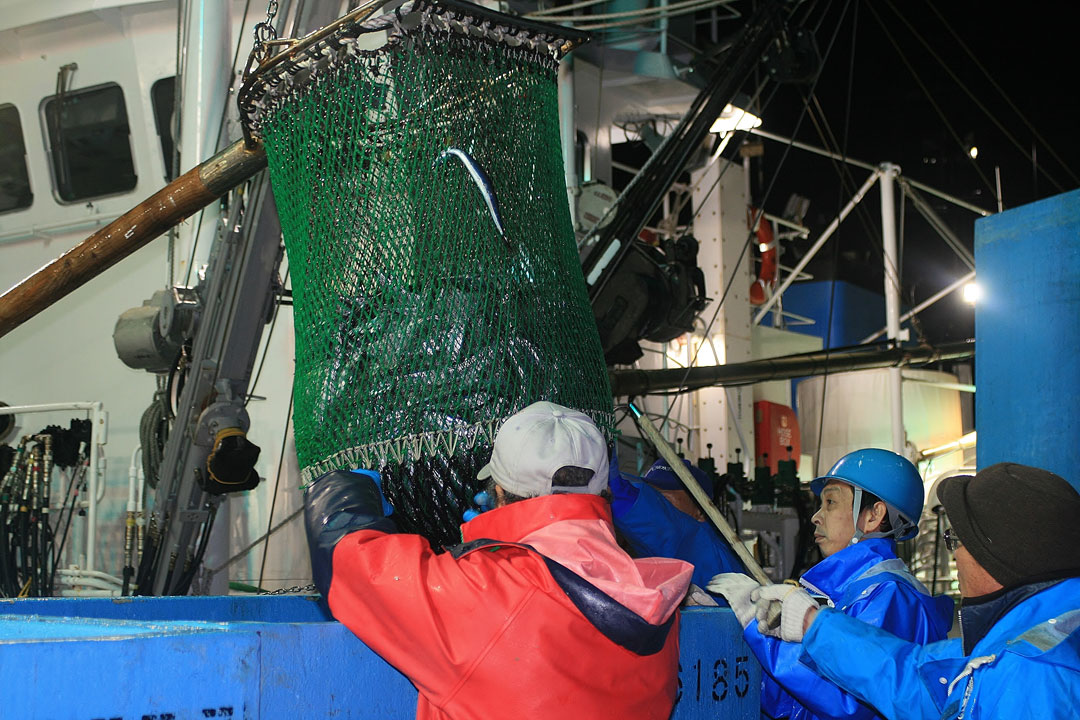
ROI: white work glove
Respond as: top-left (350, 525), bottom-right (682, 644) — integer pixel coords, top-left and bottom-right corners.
top-left (705, 573), bottom-right (758, 629)
top-left (750, 582), bottom-right (818, 642)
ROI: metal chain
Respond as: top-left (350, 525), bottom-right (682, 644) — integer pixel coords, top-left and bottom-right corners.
top-left (252, 0), bottom-right (280, 55)
top-left (259, 583), bottom-right (317, 595)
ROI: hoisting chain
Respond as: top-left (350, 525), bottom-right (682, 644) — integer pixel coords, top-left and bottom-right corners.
top-left (252, 0), bottom-right (280, 59)
top-left (259, 583), bottom-right (317, 595)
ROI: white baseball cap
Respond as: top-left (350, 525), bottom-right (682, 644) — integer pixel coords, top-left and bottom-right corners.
top-left (477, 401), bottom-right (609, 497)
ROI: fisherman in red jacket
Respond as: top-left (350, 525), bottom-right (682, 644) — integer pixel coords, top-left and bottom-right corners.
top-left (304, 401), bottom-right (693, 720)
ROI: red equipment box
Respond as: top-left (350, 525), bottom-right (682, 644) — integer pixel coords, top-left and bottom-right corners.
top-left (754, 401), bottom-right (801, 473)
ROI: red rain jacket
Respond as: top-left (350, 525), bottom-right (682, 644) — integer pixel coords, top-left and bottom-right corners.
top-left (325, 493), bottom-right (693, 720)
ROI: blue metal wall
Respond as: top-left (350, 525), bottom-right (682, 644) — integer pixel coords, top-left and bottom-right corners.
top-left (1, 597), bottom-right (759, 719)
top-left (760, 280), bottom-right (888, 348)
top-left (974, 188), bottom-right (1080, 489)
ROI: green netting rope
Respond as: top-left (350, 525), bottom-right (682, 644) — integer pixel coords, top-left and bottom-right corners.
top-left (249, 0), bottom-right (613, 545)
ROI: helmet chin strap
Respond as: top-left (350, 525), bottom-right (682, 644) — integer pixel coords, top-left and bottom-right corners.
top-left (849, 486), bottom-right (865, 545)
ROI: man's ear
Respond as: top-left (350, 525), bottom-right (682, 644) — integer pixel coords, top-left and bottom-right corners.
top-left (492, 484), bottom-right (506, 508)
top-left (860, 500), bottom-right (888, 533)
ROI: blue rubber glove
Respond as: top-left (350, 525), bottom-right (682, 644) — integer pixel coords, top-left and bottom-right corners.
top-left (608, 451), bottom-right (640, 518)
top-left (463, 491), bottom-right (492, 522)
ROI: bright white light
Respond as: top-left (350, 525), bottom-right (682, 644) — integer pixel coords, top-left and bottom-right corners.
top-left (758, 242), bottom-right (770, 252)
top-left (710, 104), bottom-right (762, 134)
top-left (962, 282), bottom-right (982, 305)
top-left (969, 146), bottom-right (979, 159)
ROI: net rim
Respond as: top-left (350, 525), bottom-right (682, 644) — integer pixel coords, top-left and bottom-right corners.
top-left (238, 0), bottom-right (589, 140)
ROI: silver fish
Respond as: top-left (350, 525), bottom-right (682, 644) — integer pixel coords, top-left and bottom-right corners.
top-left (434, 148), bottom-right (509, 247)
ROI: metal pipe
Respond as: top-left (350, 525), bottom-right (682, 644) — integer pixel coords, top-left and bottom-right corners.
top-left (880, 163), bottom-right (905, 455)
top-left (899, 181), bottom-right (975, 269)
top-left (900, 372), bottom-right (975, 393)
top-left (750, 128), bottom-right (992, 217)
top-left (629, 403), bottom-right (772, 585)
top-left (609, 341), bottom-right (974, 396)
top-left (862, 270), bottom-right (975, 344)
top-left (754, 170), bottom-right (880, 324)
top-left (0, 140), bottom-right (267, 339)
top-left (86, 403), bottom-right (106, 574)
top-left (749, 127), bottom-right (878, 172)
top-left (921, 431), bottom-right (977, 460)
top-left (559, 56), bottom-right (578, 229)
top-left (176, 0), bottom-right (234, 279)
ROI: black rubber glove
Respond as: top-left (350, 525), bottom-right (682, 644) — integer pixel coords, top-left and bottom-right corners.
top-left (304, 469), bottom-right (397, 598)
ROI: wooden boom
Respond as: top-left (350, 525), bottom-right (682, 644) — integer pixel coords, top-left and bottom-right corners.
top-left (0, 139), bottom-right (267, 339)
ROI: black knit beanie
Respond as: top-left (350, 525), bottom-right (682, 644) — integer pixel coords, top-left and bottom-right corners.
top-left (939, 463), bottom-right (1080, 588)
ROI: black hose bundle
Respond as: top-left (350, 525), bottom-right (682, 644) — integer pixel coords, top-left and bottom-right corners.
top-left (139, 390), bottom-right (171, 489)
top-left (39, 419), bottom-right (91, 468)
top-left (0, 426), bottom-right (88, 597)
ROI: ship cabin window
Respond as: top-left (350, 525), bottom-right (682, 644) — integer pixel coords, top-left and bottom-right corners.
top-left (151, 76), bottom-right (177, 181)
top-left (42, 82), bottom-right (137, 202)
top-left (0, 103), bottom-right (33, 214)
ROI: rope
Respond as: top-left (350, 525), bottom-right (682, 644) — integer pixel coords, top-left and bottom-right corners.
top-left (912, 0), bottom-right (1076, 189)
top-left (659, 0), bottom-right (854, 428)
top-left (863, 1), bottom-right (998, 202)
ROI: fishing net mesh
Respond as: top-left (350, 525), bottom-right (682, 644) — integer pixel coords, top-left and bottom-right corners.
top-left (248, 1), bottom-right (613, 546)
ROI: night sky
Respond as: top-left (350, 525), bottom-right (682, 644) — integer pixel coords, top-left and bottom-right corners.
top-left (744, 0), bottom-right (1079, 343)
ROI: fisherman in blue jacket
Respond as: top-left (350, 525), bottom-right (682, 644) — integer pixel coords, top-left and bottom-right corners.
top-left (710, 448), bottom-right (954, 720)
top-left (609, 456), bottom-right (745, 593)
top-left (743, 462), bottom-right (1080, 720)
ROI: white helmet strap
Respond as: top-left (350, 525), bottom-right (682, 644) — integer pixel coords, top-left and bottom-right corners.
top-left (850, 485), bottom-right (916, 543)
top-left (850, 486), bottom-right (865, 545)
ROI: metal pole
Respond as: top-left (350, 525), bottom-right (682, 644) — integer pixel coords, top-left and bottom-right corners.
top-left (879, 163), bottom-right (905, 455)
top-left (754, 170), bottom-right (879, 324)
top-left (86, 403), bottom-right (105, 574)
top-left (0, 140), bottom-right (267, 339)
top-left (899, 181), bottom-right (975, 269)
top-left (609, 340), bottom-right (975, 396)
top-left (861, 270), bottom-right (976, 343)
top-left (559, 56), bottom-right (578, 228)
top-left (629, 403), bottom-right (772, 586)
top-left (749, 128), bottom-right (878, 172)
top-left (176, 0), bottom-right (233, 278)
top-left (750, 128), bottom-right (992, 217)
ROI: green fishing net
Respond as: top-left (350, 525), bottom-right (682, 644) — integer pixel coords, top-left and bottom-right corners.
top-left (243, 0), bottom-right (613, 546)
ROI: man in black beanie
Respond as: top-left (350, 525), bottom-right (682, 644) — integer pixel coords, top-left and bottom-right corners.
top-left (736, 462), bottom-right (1080, 720)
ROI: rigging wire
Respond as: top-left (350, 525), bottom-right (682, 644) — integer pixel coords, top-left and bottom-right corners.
top-left (862, 2), bottom-right (998, 203)
top-left (257, 386), bottom-right (295, 589)
top-left (245, 267), bottom-right (291, 407)
top-left (914, 0), bottom-right (1077, 188)
top-left (576, 1), bottom-right (738, 31)
top-left (528, 0), bottom-right (739, 19)
top-left (659, 0), bottom-right (855, 431)
top-left (535, 0), bottom-right (726, 23)
top-left (801, 93), bottom-right (907, 308)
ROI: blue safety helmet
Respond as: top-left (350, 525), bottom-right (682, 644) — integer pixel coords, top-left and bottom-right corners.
top-left (644, 458), bottom-right (715, 498)
top-left (811, 448), bottom-right (924, 542)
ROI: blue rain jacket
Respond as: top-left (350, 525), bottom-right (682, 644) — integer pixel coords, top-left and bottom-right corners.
top-left (612, 480), bottom-right (744, 591)
top-left (800, 576), bottom-right (1080, 720)
top-left (745, 538), bottom-right (954, 720)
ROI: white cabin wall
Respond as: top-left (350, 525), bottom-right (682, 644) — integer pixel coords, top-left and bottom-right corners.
top-left (0, 0), bottom-right (301, 589)
top-left (691, 158), bottom-right (754, 470)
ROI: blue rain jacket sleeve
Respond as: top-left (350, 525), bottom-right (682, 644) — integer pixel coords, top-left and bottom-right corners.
top-left (741, 539), bottom-right (953, 720)
top-left (798, 608), bottom-right (954, 720)
top-left (745, 579), bottom-right (947, 720)
top-left (612, 480), bottom-right (744, 590)
top-left (800, 578), bottom-right (1080, 720)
